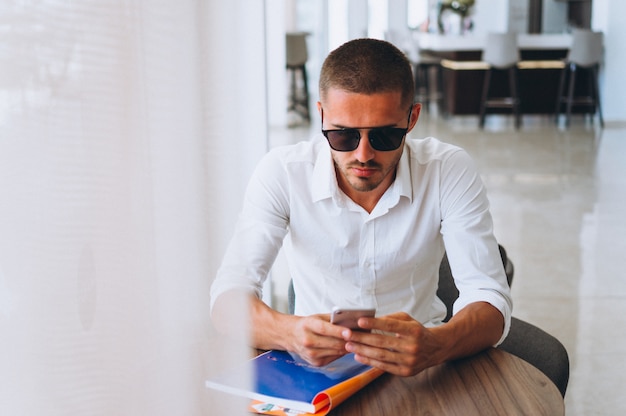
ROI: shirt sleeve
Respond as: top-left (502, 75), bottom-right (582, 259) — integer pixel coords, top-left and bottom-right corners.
top-left (439, 149), bottom-right (513, 346)
top-left (209, 149), bottom-right (290, 312)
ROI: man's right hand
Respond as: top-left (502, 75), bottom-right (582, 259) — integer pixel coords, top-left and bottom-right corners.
top-left (288, 314), bottom-right (350, 366)
top-left (211, 292), bottom-right (349, 367)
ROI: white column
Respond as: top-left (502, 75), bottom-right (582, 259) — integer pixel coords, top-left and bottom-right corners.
top-left (388, 0), bottom-right (409, 33)
top-left (593, 0), bottom-right (626, 122)
top-left (348, 0), bottom-right (370, 39)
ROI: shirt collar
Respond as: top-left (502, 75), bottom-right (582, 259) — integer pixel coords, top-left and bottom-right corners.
top-left (311, 140), bottom-right (414, 205)
top-left (395, 142), bottom-right (413, 203)
top-left (311, 138), bottom-right (335, 203)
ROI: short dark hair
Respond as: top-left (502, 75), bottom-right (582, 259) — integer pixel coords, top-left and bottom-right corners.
top-left (319, 38), bottom-right (415, 108)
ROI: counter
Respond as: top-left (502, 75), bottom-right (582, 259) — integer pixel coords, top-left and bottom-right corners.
top-left (416, 33), bottom-right (572, 52)
top-left (414, 33), bottom-right (577, 116)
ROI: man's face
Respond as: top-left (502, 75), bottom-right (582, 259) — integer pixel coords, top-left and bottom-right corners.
top-left (318, 89), bottom-right (418, 202)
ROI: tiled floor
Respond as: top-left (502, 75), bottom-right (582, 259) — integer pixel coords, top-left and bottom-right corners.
top-left (271, 110), bottom-right (626, 415)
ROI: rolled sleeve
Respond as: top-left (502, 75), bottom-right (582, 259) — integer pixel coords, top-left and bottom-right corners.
top-left (440, 149), bottom-right (513, 346)
top-left (453, 287), bottom-right (512, 346)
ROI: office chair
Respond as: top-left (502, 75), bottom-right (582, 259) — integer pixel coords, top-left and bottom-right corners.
top-left (287, 245), bottom-right (570, 397)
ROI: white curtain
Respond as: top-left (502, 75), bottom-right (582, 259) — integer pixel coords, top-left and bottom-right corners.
top-left (0, 0), bottom-right (266, 414)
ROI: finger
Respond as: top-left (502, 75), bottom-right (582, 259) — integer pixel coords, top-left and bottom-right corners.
top-left (345, 340), bottom-right (404, 368)
top-left (297, 328), bottom-right (347, 354)
top-left (379, 311), bottom-right (414, 321)
top-left (351, 349), bottom-right (419, 377)
top-left (345, 337), bottom-right (424, 377)
top-left (294, 316), bottom-right (350, 364)
top-left (359, 315), bottom-right (425, 336)
top-left (309, 316), bottom-right (351, 339)
top-left (299, 348), bottom-right (347, 367)
top-left (346, 331), bottom-right (405, 357)
top-left (302, 315), bottom-right (352, 340)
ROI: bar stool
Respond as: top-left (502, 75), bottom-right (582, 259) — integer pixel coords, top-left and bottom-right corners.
top-left (414, 51), bottom-right (445, 115)
top-left (385, 30), bottom-right (445, 115)
top-left (555, 29), bottom-right (604, 128)
top-left (286, 32), bottom-right (310, 124)
top-left (479, 33), bottom-right (521, 129)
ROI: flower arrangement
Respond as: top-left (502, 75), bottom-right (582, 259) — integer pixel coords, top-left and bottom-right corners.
top-left (437, 0), bottom-right (475, 34)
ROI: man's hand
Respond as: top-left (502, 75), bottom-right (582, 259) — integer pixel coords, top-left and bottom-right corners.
top-left (340, 312), bottom-right (443, 376)
top-left (287, 314), bottom-right (350, 366)
top-left (340, 303), bottom-right (504, 376)
top-left (212, 294), bottom-right (350, 367)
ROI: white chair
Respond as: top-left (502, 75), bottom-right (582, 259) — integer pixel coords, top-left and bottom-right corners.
top-left (286, 32), bottom-right (310, 123)
top-left (479, 33), bottom-right (521, 129)
top-left (555, 29), bottom-right (604, 128)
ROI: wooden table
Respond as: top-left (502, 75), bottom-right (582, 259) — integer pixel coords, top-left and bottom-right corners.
top-left (330, 348), bottom-right (564, 416)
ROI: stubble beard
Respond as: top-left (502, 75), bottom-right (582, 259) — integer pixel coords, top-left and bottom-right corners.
top-left (336, 161), bottom-right (390, 193)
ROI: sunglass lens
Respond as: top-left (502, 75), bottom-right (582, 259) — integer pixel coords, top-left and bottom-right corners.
top-left (327, 130), bottom-right (360, 151)
top-left (369, 128), bottom-right (405, 151)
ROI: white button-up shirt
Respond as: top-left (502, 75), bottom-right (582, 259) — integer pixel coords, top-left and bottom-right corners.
top-left (211, 136), bottom-right (512, 343)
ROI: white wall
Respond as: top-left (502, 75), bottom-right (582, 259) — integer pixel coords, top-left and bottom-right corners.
top-left (543, 0), bottom-right (568, 33)
top-left (471, 0), bottom-right (508, 34)
top-left (349, 0), bottom-right (370, 40)
top-left (267, 0), bottom-right (288, 127)
top-left (508, 0), bottom-right (530, 33)
top-left (0, 1), bottom-right (266, 414)
top-left (593, 0), bottom-right (626, 122)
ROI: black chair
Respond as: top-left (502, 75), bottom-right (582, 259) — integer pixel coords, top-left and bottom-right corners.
top-left (438, 246), bottom-right (569, 397)
top-left (288, 245), bottom-right (570, 397)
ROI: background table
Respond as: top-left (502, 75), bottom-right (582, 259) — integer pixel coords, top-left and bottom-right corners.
top-left (331, 348), bottom-right (564, 416)
top-left (416, 33), bottom-right (574, 116)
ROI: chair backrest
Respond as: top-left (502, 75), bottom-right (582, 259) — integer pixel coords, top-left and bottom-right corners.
top-left (482, 32), bottom-right (519, 68)
top-left (286, 32), bottom-right (308, 67)
top-left (437, 244), bottom-right (513, 322)
top-left (568, 29), bottom-right (603, 67)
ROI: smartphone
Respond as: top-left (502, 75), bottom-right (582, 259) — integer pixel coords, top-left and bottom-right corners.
top-left (330, 306), bottom-right (376, 331)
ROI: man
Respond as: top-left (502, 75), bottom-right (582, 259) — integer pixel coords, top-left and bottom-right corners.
top-left (211, 38), bottom-right (512, 377)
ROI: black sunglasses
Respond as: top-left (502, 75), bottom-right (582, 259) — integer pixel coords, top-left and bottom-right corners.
top-left (321, 107), bottom-right (413, 152)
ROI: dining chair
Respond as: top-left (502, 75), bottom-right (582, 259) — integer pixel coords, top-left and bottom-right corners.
top-left (479, 33), bottom-right (521, 129)
top-left (555, 29), bottom-right (604, 128)
top-left (287, 244), bottom-right (570, 397)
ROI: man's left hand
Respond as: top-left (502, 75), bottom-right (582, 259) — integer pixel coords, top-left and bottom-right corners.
top-left (341, 312), bottom-right (445, 376)
top-left (341, 303), bottom-right (504, 377)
